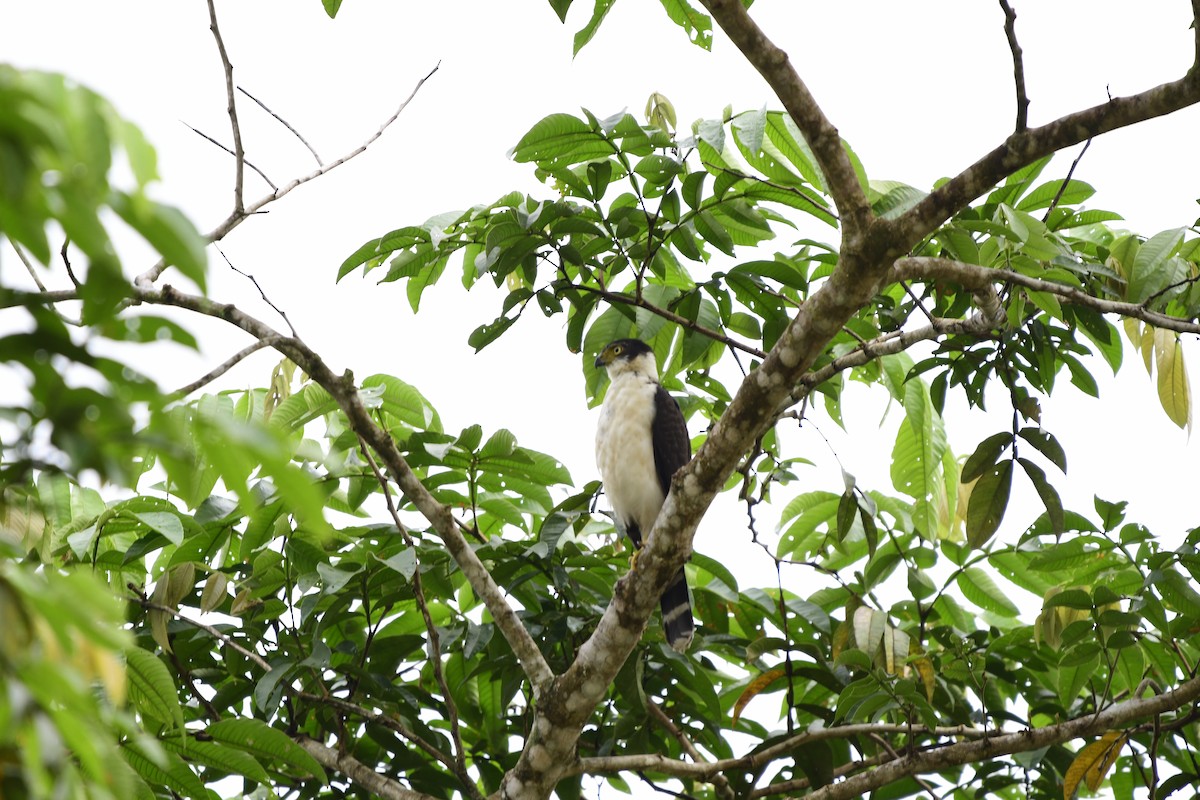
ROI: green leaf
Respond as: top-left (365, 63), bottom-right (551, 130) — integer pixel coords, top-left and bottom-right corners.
top-left (469, 314), bottom-right (519, 352)
top-left (1016, 427), bottom-right (1067, 472)
top-left (124, 647), bottom-right (184, 728)
top-left (206, 718), bottom-right (327, 781)
top-left (1127, 227), bottom-right (1184, 303)
top-left (572, 0), bottom-right (616, 54)
top-left (110, 192), bottom-right (207, 291)
top-left (655, 0), bottom-right (713, 49)
top-left (123, 745), bottom-right (210, 800)
top-left (961, 432), bottom-right (1012, 483)
top-left (1018, 457), bottom-right (1064, 534)
top-left (130, 511), bottom-right (185, 546)
top-left (161, 737), bottom-right (271, 784)
top-left (957, 566), bottom-right (1019, 617)
top-left (965, 460), bottom-right (1012, 550)
top-left (322, 0), bottom-right (344, 18)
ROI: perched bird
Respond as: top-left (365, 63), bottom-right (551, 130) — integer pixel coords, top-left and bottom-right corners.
top-left (594, 338), bottom-right (694, 652)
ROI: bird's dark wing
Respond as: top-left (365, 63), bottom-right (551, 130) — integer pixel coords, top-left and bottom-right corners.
top-left (652, 384), bottom-right (691, 496)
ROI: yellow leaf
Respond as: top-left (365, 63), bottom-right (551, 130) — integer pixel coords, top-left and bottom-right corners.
top-left (1063, 731), bottom-right (1126, 800)
top-left (200, 572), bottom-right (228, 614)
top-left (1154, 329), bottom-right (1191, 430)
top-left (1140, 324), bottom-right (1155, 375)
top-left (911, 651), bottom-right (936, 702)
top-left (732, 667), bottom-right (787, 726)
top-left (1122, 317), bottom-right (1142, 349)
top-left (831, 618), bottom-right (851, 660)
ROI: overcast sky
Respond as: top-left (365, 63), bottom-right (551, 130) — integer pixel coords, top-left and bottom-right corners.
top-left (4, 0), bottom-right (1199, 668)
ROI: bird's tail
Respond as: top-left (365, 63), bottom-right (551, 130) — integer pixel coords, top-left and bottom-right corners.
top-left (660, 568), bottom-right (694, 653)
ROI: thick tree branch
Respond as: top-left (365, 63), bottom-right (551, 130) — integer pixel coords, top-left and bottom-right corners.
top-left (135, 283), bottom-right (556, 695)
top-left (696, 0), bottom-right (872, 238)
top-left (894, 256), bottom-right (1200, 334)
top-left (296, 737), bottom-right (439, 800)
top-left (998, 0), bottom-right (1029, 132)
top-left (891, 68), bottom-right (1200, 252)
top-left (803, 675), bottom-right (1200, 799)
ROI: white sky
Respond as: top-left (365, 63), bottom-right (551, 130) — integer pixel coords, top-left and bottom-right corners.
top-left (3, 0), bottom-right (1200, 788)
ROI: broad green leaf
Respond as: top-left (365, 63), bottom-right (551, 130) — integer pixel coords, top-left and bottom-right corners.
top-left (1016, 427), bottom-right (1067, 472)
top-left (961, 432), bottom-right (1012, 483)
top-left (124, 647), bottom-right (183, 729)
top-left (965, 460), bottom-right (1012, 550)
top-left (572, 0), bottom-right (616, 54)
top-left (655, 0), bottom-right (713, 49)
top-left (206, 718), bottom-right (327, 782)
top-left (957, 566), bottom-right (1019, 617)
top-left (1127, 227), bottom-right (1184, 303)
top-left (123, 745), bottom-right (210, 800)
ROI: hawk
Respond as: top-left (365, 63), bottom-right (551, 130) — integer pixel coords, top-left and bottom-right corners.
top-left (594, 338), bottom-right (694, 652)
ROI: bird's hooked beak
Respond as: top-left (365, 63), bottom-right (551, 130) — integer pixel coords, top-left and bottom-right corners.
top-left (594, 346), bottom-right (613, 368)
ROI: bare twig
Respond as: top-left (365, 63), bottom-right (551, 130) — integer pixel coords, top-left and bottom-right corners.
top-left (999, 0), bottom-right (1029, 132)
top-left (358, 441), bottom-right (483, 800)
top-left (135, 63), bottom-right (439, 289)
top-left (570, 283), bottom-right (767, 359)
top-left (170, 338), bottom-right (280, 399)
top-left (1041, 138), bottom-right (1092, 222)
top-left (217, 245), bottom-right (296, 335)
top-left (239, 85), bottom-right (324, 166)
top-left (60, 240), bottom-right (81, 288)
top-left (182, 121), bottom-right (277, 191)
top-left (646, 702), bottom-right (735, 800)
top-left (13, 241), bottom-right (47, 291)
top-left (207, 0), bottom-right (244, 214)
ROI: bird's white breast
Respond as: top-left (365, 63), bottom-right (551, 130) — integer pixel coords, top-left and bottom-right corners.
top-left (595, 372), bottom-right (664, 537)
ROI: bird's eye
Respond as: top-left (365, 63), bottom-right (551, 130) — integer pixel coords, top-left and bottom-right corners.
top-left (613, 345), bottom-right (622, 355)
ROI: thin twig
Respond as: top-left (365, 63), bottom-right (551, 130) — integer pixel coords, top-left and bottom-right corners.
top-left (238, 85), bottom-right (324, 166)
top-left (60, 240), bottom-right (81, 288)
top-left (999, 0), bottom-right (1029, 132)
top-left (170, 338), bottom-right (280, 399)
top-left (217, 245), bottom-right (296, 335)
top-left (1041, 137), bottom-right (1092, 222)
top-left (357, 440), bottom-right (483, 800)
top-left (135, 63), bottom-right (440, 289)
top-left (646, 702), bottom-right (735, 800)
top-left (207, 0), bottom-right (245, 213)
top-left (181, 121), bottom-right (278, 191)
top-left (13, 241), bottom-right (48, 291)
top-left (571, 282), bottom-right (766, 358)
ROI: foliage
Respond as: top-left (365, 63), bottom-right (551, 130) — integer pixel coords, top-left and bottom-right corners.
top-left (3, 2), bottom-right (1200, 800)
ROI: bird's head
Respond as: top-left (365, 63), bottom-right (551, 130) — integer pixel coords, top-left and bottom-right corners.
top-left (594, 338), bottom-right (658, 379)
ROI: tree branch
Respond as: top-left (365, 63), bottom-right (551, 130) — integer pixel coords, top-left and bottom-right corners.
top-left (134, 63), bottom-right (440, 289)
top-left (892, 68), bottom-right (1200, 251)
top-left (696, 0), bottom-right (872, 238)
top-left (296, 737), bottom-right (440, 800)
top-left (181, 120), bottom-right (277, 191)
top-left (998, 0), bottom-right (1029, 132)
top-left (803, 674), bottom-right (1200, 800)
top-left (136, 282), bottom-right (556, 695)
top-left (170, 338), bottom-right (279, 399)
top-left (206, 0), bottom-right (244, 214)
top-left (358, 441), bottom-right (483, 800)
top-left (238, 85), bottom-right (324, 166)
top-left (572, 283), bottom-right (766, 358)
top-left (894, 256), bottom-right (1200, 334)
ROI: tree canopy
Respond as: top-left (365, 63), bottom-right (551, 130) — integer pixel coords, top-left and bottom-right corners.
top-left (2, 2), bottom-right (1200, 800)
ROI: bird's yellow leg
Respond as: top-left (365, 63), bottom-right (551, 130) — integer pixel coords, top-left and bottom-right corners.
top-left (629, 547), bottom-right (642, 572)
